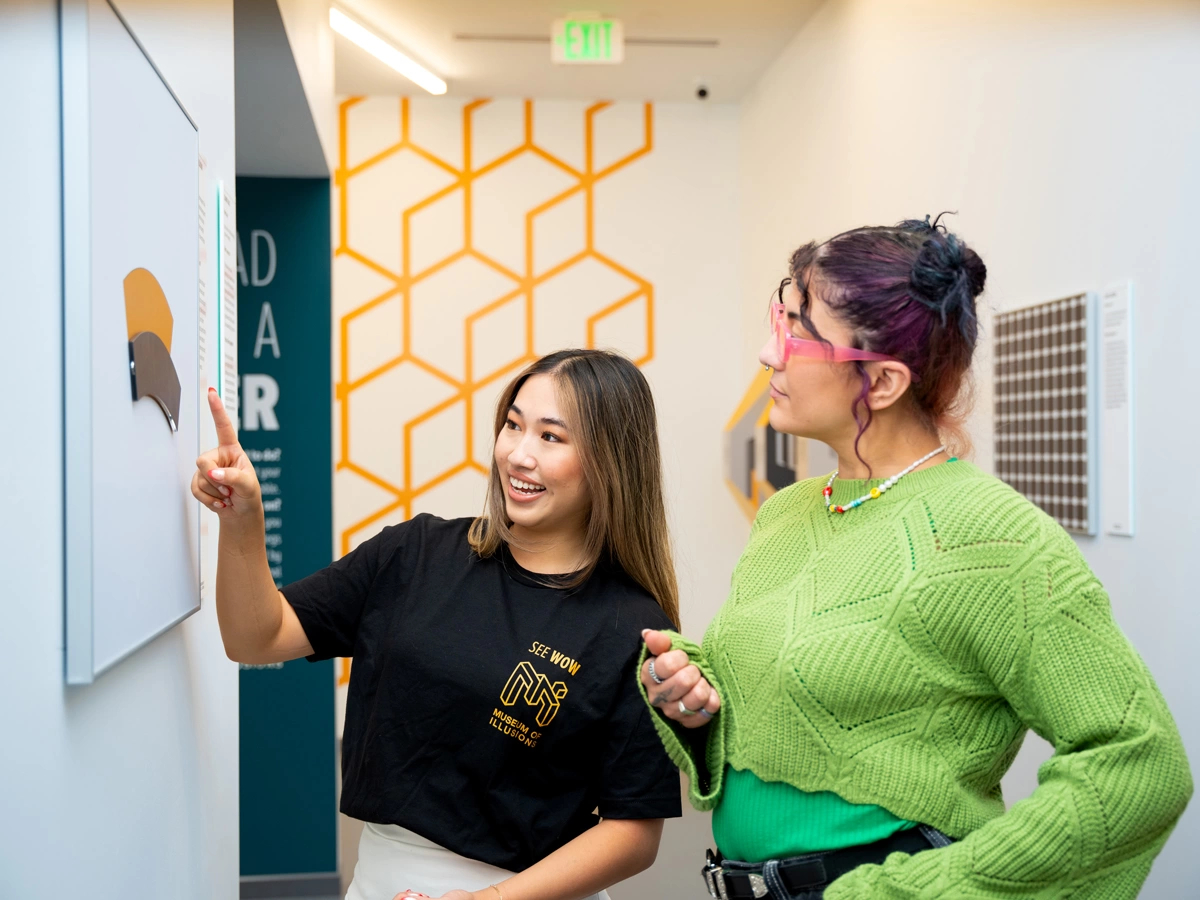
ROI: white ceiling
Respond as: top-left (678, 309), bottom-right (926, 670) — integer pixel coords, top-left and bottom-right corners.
top-left (333, 0), bottom-right (824, 102)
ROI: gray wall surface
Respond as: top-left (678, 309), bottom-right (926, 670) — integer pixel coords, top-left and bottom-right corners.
top-left (0, 2), bottom-right (240, 896)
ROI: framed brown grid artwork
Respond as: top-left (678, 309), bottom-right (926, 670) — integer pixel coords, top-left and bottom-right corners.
top-left (994, 292), bottom-right (1098, 535)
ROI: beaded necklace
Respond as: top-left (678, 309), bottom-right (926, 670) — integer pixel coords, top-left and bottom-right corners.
top-left (823, 446), bottom-right (951, 514)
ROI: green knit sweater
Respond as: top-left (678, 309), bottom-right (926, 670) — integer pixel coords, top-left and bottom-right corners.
top-left (641, 461), bottom-right (1191, 898)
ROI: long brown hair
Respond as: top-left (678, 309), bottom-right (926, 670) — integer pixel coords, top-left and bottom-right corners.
top-left (467, 349), bottom-right (680, 627)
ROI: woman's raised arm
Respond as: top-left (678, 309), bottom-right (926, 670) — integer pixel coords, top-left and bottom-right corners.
top-left (191, 387), bottom-right (313, 664)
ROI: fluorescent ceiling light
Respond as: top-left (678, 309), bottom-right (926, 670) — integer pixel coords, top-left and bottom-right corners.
top-left (330, 7), bottom-right (447, 95)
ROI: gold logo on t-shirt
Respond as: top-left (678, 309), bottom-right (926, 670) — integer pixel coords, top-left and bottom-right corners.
top-left (500, 660), bottom-right (569, 727)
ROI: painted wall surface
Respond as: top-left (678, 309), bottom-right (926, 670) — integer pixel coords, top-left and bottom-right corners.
top-left (276, 0), bottom-right (337, 173)
top-left (333, 95), bottom-right (747, 627)
top-left (738, 1), bottom-right (1200, 894)
top-left (331, 96), bottom-right (746, 894)
top-left (0, 1), bottom-right (239, 896)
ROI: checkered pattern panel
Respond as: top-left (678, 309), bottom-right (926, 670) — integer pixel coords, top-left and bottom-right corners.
top-left (994, 293), bottom-right (1095, 534)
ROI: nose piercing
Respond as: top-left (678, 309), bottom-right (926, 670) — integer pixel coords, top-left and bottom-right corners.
top-left (764, 364), bottom-right (771, 371)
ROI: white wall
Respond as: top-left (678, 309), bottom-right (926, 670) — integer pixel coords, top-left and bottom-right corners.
top-left (0, 1), bottom-right (240, 896)
top-left (738, 1), bottom-right (1200, 894)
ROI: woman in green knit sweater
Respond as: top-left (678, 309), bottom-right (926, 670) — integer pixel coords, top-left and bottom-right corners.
top-left (640, 217), bottom-right (1191, 899)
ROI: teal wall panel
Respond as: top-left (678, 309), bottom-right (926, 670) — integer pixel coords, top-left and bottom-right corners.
top-left (235, 177), bottom-right (335, 877)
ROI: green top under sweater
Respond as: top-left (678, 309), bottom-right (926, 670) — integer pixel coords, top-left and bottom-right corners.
top-left (714, 766), bottom-right (916, 860)
top-left (640, 461), bottom-right (1192, 898)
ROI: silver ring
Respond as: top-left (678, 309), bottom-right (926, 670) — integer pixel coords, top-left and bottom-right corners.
top-left (678, 700), bottom-right (697, 716)
top-left (698, 709), bottom-right (714, 720)
top-left (647, 658), bottom-right (664, 685)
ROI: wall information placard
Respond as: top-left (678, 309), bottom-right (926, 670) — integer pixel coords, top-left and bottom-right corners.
top-left (1100, 281), bottom-right (1134, 536)
top-left (218, 181), bottom-right (239, 423)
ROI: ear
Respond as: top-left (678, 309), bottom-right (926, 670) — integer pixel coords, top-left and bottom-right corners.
top-left (864, 360), bottom-right (914, 411)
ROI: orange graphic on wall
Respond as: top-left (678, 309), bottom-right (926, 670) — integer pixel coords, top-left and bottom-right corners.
top-left (334, 98), bottom-right (655, 556)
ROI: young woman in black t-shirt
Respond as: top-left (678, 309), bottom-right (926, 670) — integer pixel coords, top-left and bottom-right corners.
top-left (191, 350), bottom-right (683, 900)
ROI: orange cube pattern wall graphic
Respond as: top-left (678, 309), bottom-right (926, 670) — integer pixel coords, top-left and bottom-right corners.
top-left (335, 97), bottom-right (656, 570)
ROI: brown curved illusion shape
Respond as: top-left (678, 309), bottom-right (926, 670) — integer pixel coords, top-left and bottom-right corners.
top-left (129, 331), bottom-right (181, 431)
top-left (123, 267), bottom-right (180, 433)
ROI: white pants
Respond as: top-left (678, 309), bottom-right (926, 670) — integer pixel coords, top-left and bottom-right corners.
top-left (346, 822), bottom-right (612, 900)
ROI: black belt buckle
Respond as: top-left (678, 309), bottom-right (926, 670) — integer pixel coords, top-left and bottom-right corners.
top-left (702, 849), bottom-right (728, 900)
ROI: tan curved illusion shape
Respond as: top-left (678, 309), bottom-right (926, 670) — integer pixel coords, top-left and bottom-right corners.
top-left (124, 267), bottom-right (181, 432)
top-left (124, 267), bottom-right (174, 350)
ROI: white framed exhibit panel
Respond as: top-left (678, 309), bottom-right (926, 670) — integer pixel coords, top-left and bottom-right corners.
top-left (62, 0), bottom-right (201, 684)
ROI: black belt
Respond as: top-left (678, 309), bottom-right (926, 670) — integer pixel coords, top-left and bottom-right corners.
top-left (701, 826), bottom-right (951, 900)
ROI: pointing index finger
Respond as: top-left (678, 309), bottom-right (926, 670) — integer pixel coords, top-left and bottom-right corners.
top-left (207, 387), bottom-right (238, 447)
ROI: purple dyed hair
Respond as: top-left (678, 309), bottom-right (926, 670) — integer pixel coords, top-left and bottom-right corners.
top-left (785, 214), bottom-right (987, 469)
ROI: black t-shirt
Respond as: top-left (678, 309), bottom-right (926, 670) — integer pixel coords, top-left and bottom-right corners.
top-left (282, 514), bottom-right (682, 872)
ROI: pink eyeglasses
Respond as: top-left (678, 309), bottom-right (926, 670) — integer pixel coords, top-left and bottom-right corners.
top-left (771, 303), bottom-right (897, 365)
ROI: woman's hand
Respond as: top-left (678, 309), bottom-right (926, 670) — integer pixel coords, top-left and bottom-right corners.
top-left (640, 629), bottom-right (720, 728)
top-left (391, 891), bottom-right (472, 900)
top-left (190, 387), bottom-right (263, 525)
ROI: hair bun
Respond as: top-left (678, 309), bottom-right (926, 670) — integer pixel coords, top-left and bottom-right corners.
top-left (905, 217), bottom-right (985, 340)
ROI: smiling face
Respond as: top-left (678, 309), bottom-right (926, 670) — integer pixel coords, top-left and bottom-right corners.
top-left (492, 373), bottom-right (592, 542)
top-left (758, 278), bottom-right (866, 443)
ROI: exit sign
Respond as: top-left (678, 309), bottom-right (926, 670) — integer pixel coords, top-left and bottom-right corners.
top-left (552, 15), bottom-right (624, 64)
